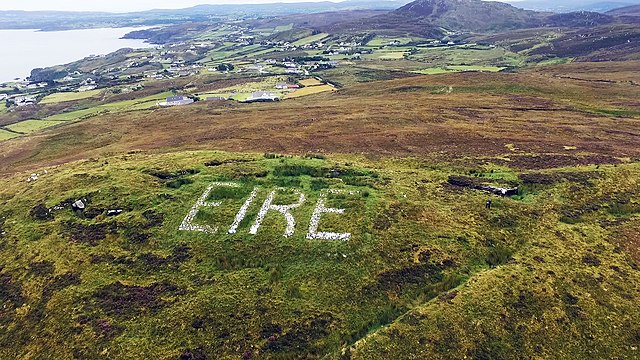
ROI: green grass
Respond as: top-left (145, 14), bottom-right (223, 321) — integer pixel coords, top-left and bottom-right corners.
top-left (447, 65), bottom-right (506, 72)
top-left (366, 36), bottom-right (427, 47)
top-left (229, 93), bottom-right (252, 101)
top-left (43, 107), bottom-right (105, 121)
top-left (291, 33), bottom-right (329, 46)
top-left (43, 91), bottom-right (173, 121)
top-left (5, 120), bottom-right (64, 134)
top-left (411, 65), bottom-right (504, 75)
top-left (0, 150), bottom-right (638, 359)
top-left (587, 107), bottom-right (640, 117)
top-left (363, 51), bottom-right (409, 60)
top-left (195, 29), bottom-right (233, 41)
top-left (409, 46), bottom-right (525, 68)
top-left (201, 44), bottom-right (265, 62)
top-left (0, 128), bottom-right (20, 140)
top-left (40, 90), bottom-right (102, 104)
top-left (536, 57), bottom-right (574, 66)
top-left (412, 67), bottom-right (456, 75)
top-left (274, 24), bottom-right (294, 32)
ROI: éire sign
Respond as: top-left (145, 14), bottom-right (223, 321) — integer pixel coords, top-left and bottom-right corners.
top-left (179, 182), bottom-right (358, 241)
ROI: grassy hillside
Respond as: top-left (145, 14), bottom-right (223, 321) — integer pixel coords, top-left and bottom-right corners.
top-left (1, 63), bottom-right (639, 359)
top-left (607, 4), bottom-right (640, 16)
top-left (1, 149), bottom-right (639, 359)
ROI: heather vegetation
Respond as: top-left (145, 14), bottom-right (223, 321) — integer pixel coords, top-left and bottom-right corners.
top-left (1, 150), bottom-right (638, 359)
top-left (1, 0), bottom-right (639, 358)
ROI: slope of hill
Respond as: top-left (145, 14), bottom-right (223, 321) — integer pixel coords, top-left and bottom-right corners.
top-left (607, 3), bottom-right (640, 15)
top-left (333, 0), bottom-right (631, 37)
top-left (1, 66), bottom-right (639, 358)
top-left (544, 10), bottom-right (615, 26)
top-left (246, 10), bottom-right (388, 32)
top-left (479, 23), bottom-right (640, 61)
top-left (392, 0), bottom-right (544, 31)
top-left (0, 1), bottom-right (410, 31)
top-left (341, 0), bottom-right (546, 36)
top-left (510, 0), bottom-right (640, 13)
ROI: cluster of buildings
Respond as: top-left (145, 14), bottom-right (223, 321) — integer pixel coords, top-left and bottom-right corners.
top-left (8, 96), bottom-right (37, 107)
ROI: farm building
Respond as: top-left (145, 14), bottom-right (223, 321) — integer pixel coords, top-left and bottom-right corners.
top-left (276, 83), bottom-right (300, 90)
top-left (162, 96), bottom-right (194, 106)
top-left (245, 92), bottom-right (280, 103)
top-left (13, 96), bottom-right (36, 107)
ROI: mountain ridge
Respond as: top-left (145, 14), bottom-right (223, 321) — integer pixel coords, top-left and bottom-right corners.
top-left (607, 3), bottom-right (640, 15)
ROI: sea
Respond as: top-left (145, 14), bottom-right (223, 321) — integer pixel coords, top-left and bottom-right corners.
top-left (0, 27), bottom-right (153, 83)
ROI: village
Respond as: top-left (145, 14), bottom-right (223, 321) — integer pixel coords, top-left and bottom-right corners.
top-left (1, 21), bottom-right (488, 141)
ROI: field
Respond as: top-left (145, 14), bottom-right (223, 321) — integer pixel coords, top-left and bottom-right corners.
top-left (5, 120), bottom-right (63, 134)
top-left (2, 63), bottom-right (639, 175)
top-left (292, 33), bottom-right (330, 46)
top-left (0, 62), bottom-right (639, 360)
top-left (298, 78), bottom-right (325, 87)
top-left (366, 51), bottom-right (408, 60)
top-left (366, 36), bottom-right (427, 47)
top-left (412, 67), bottom-right (456, 75)
top-left (285, 84), bottom-right (335, 98)
top-left (195, 76), bottom-right (288, 101)
top-left (43, 91), bottom-right (173, 121)
top-left (409, 45), bottom-right (525, 67)
top-left (274, 24), bottom-right (294, 32)
top-left (40, 89), bottom-right (102, 104)
top-left (0, 128), bottom-right (19, 140)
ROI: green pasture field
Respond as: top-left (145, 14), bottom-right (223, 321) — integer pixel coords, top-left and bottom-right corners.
top-left (40, 90), bottom-right (102, 104)
top-left (0, 128), bottom-right (19, 140)
top-left (5, 120), bottom-right (64, 134)
top-left (43, 91), bottom-right (173, 121)
top-left (292, 33), bottom-right (330, 46)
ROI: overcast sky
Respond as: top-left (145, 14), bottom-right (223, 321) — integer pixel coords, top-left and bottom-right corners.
top-left (1, 0), bottom-right (531, 12)
top-left (1, 0), bottom-right (361, 12)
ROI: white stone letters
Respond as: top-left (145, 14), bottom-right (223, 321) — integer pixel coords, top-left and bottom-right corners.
top-left (180, 183), bottom-right (356, 240)
top-left (228, 187), bottom-right (259, 234)
top-left (250, 190), bottom-right (306, 238)
top-left (178, 182), bottom-right (239, 234)
top-left (307, 190), bottom-right (357, 241)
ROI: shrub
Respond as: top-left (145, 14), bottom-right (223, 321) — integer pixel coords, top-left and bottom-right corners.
top-left (486, 245), bottom-right (513, 267)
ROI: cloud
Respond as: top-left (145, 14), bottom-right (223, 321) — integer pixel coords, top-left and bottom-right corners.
top-left (4, 0), bottom-right (345, 13)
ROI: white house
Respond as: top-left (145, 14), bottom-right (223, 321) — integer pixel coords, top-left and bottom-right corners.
top-left (245, 92), bottom-right (280, 103)
top-left (161, 96), bottom-right (194, 106)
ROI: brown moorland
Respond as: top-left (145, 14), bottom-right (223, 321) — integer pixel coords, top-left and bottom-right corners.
top-left (1, 63), bottom-right (639, 175)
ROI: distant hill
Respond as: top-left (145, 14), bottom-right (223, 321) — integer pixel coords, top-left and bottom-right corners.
top-left (545, 10), bottom-right (615, 26)
top-left (333, 0), bottom-right (628, 36)
top-left (247, 10), bottom-right (388, 32)
top-left (385, 0), bottom-right (544, 32)
top-left (337, 0), bottom-right (547, 36)
top-left (607, 4), bottom-right (640, 15)
top-left (509, 0), bottom-right (640, 13)
top-left (0, 0), bottom-right (411, 31)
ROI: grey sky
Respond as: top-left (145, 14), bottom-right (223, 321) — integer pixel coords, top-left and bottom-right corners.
top-left (2, 0), bottom-right (527, 13)
top-left (2, 0), bottom-right (350, 12)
